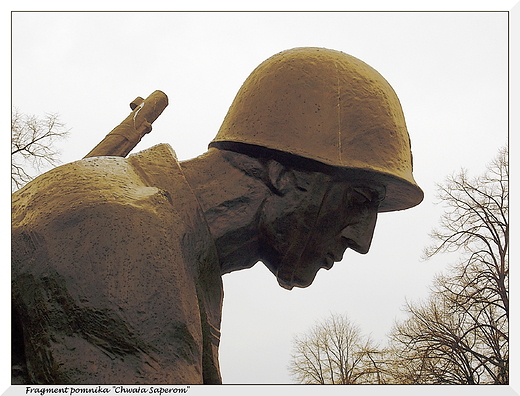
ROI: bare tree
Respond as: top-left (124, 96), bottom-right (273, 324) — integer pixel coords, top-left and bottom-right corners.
top-left (11, 108), bottom-right (70, 191)
top-left (288, 313), bottom-right (387, 384)
top-left (389, 147), bottom-right (508, 384)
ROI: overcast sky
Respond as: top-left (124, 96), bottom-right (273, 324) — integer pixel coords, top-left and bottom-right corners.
top-left (8, 4), bottom-right (517, 394)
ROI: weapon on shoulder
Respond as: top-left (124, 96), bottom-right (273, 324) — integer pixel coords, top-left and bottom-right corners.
top-left (84, 90), bottom-right (168, 158)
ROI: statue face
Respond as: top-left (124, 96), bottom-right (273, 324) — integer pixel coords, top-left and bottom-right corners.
top-left (259, 175), bottom-right (385, 290)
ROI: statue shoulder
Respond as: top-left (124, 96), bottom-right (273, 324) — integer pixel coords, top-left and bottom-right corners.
top-left (12, 145), bottom-right (180, 230)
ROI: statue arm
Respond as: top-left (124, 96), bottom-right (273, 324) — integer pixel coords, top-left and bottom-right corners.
top-left (12, 180), bottom-right (205, 384)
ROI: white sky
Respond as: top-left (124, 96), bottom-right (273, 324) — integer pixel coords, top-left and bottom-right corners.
top-left (7, 3), bottom-right (518, 395)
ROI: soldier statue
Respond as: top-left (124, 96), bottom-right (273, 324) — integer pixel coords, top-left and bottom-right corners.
top-left (11, 47), bottom-right (423, 384)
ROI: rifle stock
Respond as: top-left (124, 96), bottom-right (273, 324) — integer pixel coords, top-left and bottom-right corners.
top-left (84, 90), bottom-right (168, 158)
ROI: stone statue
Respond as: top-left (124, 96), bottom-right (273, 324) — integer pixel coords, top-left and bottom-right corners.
top-left (11, 47), bottom-right (423, 384)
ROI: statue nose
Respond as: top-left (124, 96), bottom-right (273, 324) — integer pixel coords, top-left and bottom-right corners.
top-left (341, 207), bottom-right (378, 254)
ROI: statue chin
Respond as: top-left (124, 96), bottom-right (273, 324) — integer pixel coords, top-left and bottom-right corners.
top-left (275, 261), bottom-right (322, 291)
top-left (276, 273), bottom-right (314, 291)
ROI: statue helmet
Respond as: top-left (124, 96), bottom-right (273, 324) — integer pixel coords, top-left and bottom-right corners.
top-left (210, 47), bottom-right (423, 212)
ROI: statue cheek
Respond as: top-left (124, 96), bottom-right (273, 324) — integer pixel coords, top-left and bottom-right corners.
top-left (340, 207), bottom-right (378, 254)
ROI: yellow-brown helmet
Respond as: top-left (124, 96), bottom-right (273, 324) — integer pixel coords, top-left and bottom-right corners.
top-left (210, 47), bottom-right (423, 212)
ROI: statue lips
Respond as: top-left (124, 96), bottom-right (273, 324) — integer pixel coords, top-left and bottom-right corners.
top-left (322, 247), bottom-right (348, 270)
top-left (323, 253), bottom-right (338, 270)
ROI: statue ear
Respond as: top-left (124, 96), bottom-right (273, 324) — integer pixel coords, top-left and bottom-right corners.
top-left (220, 150), bottom-right (295, 195)
top-left (265, 160), bottom-right (295, 196)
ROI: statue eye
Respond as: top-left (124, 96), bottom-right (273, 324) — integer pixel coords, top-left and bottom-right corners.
top-left (351, 188), bottom-right (372, 205)
top-left (351, 187), bottom-right (385, 206)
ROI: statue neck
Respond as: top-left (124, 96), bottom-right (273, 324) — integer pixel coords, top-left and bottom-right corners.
top-left (180, 148), bottom-right (269, 274)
